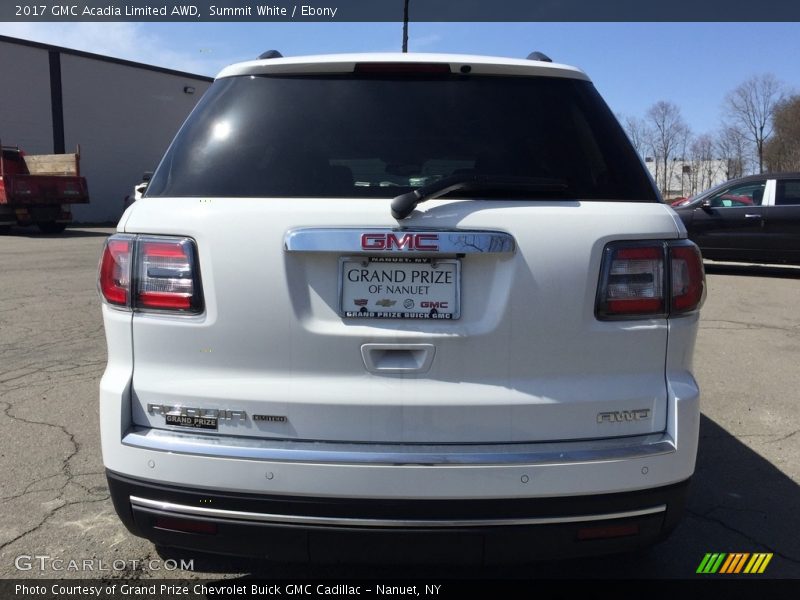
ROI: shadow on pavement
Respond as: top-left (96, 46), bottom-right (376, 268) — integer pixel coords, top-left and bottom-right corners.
top-left (156, 415), bottom-right (800, 579)
top-left (704, 262), bottom-right (800, 280)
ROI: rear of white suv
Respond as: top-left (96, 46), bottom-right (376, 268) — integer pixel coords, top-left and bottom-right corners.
top-left (99, 53), bottom-right (704, 563)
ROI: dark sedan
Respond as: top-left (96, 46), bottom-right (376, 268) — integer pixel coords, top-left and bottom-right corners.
top-left (672, 172), bottom-right (800, 264)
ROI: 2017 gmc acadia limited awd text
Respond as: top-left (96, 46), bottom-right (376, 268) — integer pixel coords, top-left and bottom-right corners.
top-left (98, 52), bottom-right (705, 564)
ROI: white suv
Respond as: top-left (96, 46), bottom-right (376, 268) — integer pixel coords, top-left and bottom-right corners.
top-left (98, 52), bottom-right (704, 563)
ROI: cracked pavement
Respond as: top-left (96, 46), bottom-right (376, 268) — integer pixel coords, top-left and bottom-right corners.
top-left (0, 229), bottom-right (798, 580)
top-left (0, 228), bottom-right (175, 581)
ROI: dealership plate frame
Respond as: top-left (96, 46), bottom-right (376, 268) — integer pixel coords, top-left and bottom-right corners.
top-left (339, 256), bottom-right (461, 320)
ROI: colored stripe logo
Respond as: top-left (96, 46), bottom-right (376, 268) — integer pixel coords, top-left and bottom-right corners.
top-left (697, 552), bottom-right (773, 574)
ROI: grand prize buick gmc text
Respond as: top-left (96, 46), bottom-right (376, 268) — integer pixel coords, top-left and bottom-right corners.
top-left (98, 52), bottom-right (705, 563)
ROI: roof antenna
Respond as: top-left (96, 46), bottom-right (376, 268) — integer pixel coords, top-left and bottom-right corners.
top-left (402, 0), bottom-right (409, 52)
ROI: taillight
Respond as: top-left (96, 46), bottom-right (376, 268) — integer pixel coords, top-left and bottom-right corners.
top-left (57, 179), bottom-right (84, 196)
top-left (596, 240), bottom-right (704, 320)
top-left (136, 237), bottom-right (199, 311)
top-left (577, 522), bottom-right (640, 541)
top-left (98, 235), bottom-right (133, 306)
top-left (154, 517), bottom-right (217, 535)
top-left (669, 242), bottom-right (705, 314)
top-left (13, 179), bottom-right (33, 195)
top-left (98, 234), bottom-right (203, 314)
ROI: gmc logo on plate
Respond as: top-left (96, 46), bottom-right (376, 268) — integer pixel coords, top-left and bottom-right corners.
top-left (420, 301), bottom-right (448, 308)
top-left (361, 233), bottom-right (439, 251)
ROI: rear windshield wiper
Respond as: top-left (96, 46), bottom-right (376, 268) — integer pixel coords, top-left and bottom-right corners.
top-left (391, 175), bottom-right (569, 220)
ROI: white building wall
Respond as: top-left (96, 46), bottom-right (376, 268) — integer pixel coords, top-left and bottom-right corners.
top-left (645, 159), bottom-right (729, 199)
top-left (0, 41), bottom-right (53, 153)
top-left (60, 54), bottom-right (211, 222)
top-left (0, 37), bottom-right (212, 223)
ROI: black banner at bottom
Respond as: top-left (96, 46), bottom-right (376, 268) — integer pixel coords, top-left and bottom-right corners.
top-left (1, 579), bottom-right (798, 600)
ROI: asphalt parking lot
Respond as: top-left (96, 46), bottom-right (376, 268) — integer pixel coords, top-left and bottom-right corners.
top-left (0, 227), bottom-right (798, 580)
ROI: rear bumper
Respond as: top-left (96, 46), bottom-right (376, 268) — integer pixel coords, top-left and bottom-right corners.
top-left (101, 388), bottom-right (700, 500)
top-left (108, 470), bottom-right (690, 563)
top-left (100, 299), bottom-right (701, 561)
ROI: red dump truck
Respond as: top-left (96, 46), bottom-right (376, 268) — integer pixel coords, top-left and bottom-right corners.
top-left (0, 143), bottom-right (89, 233)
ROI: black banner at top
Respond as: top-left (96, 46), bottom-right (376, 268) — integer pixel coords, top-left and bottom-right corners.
top-left (2, 0), bottom-right (800, 22)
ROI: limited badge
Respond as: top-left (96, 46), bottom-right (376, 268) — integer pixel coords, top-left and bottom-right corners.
top-left (253, 415), bottom-right (287, 423)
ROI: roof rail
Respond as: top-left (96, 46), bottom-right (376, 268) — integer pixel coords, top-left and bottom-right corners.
top-left (258, 50), bottom-right (283, 59)
top-left (526, 51), bottom-right (552, 63)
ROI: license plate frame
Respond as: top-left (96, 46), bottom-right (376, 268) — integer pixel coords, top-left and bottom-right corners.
top-left (339, 256), bottom-right (461, 320)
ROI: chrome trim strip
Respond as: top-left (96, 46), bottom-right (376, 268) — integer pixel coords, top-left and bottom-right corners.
top-left (130, 496), bottom-right (666, 528)
top-left (122, 428), bottom-right (676, 466)
top-left (284, 228), bottom-right (515, 254)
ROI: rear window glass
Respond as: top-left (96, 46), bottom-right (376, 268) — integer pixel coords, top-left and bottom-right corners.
top-left (147, 74), bottom-right (657, 201)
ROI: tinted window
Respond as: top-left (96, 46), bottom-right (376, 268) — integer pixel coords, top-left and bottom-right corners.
top-left (147, 74), bottom-right (657, 201)
top-left (776, 180), bottom-right (800, 206)
top-left (705, 181), bottom-right (766, 208)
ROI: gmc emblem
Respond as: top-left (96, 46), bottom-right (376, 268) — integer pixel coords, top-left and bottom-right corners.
top-left (361, 233), bottom-right (439, 251)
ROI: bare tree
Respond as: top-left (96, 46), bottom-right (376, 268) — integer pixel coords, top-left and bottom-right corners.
top-left (645, 101), bottom-right (690, 197)
top-left (675, 126), bottom-right (693, 196)
top-left (723, 74), bottom-right (786, 173)
top-left (619, 114), bottom-right (650, 159)
top-left (764, 95), bottom-right (800, 172)
top-left (716, 126), bottom-right (748, 179)
top-left (686, 134), bottom-right (722, 195)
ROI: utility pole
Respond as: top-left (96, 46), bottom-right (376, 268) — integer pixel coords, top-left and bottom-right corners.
top-left (402, 0), bottom-right (409, 52)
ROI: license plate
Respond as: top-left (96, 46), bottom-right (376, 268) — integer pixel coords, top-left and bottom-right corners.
top-left (165, 414), bottom-right (218, 430)
top-left (340, 257), bottom-right (460, 319)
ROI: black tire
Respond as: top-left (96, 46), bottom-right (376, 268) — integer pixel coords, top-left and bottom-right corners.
top-left (37, 222), bottom-right (67, 234)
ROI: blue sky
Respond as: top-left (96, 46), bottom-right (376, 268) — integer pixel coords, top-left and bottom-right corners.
top-left (1, 21), bottom-right (798, 137)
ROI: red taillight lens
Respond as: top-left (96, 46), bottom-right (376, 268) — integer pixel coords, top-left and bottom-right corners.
top-left (577, 522), bottom-right (640, 541)
top-left (97, 234), bottom-right (202, 313)
top-left (596, 240), bottom-right (704, 320)
top-left (597, 244), bottom-right (666, 318)
top-left (136, 237), bottom-right (201, 312)
top-left (670, 243), bottom-right (705, 313)
top-left (98, 236), bottom-right (132, 306)
top-left (154, 517), bottom-right (217, 535)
